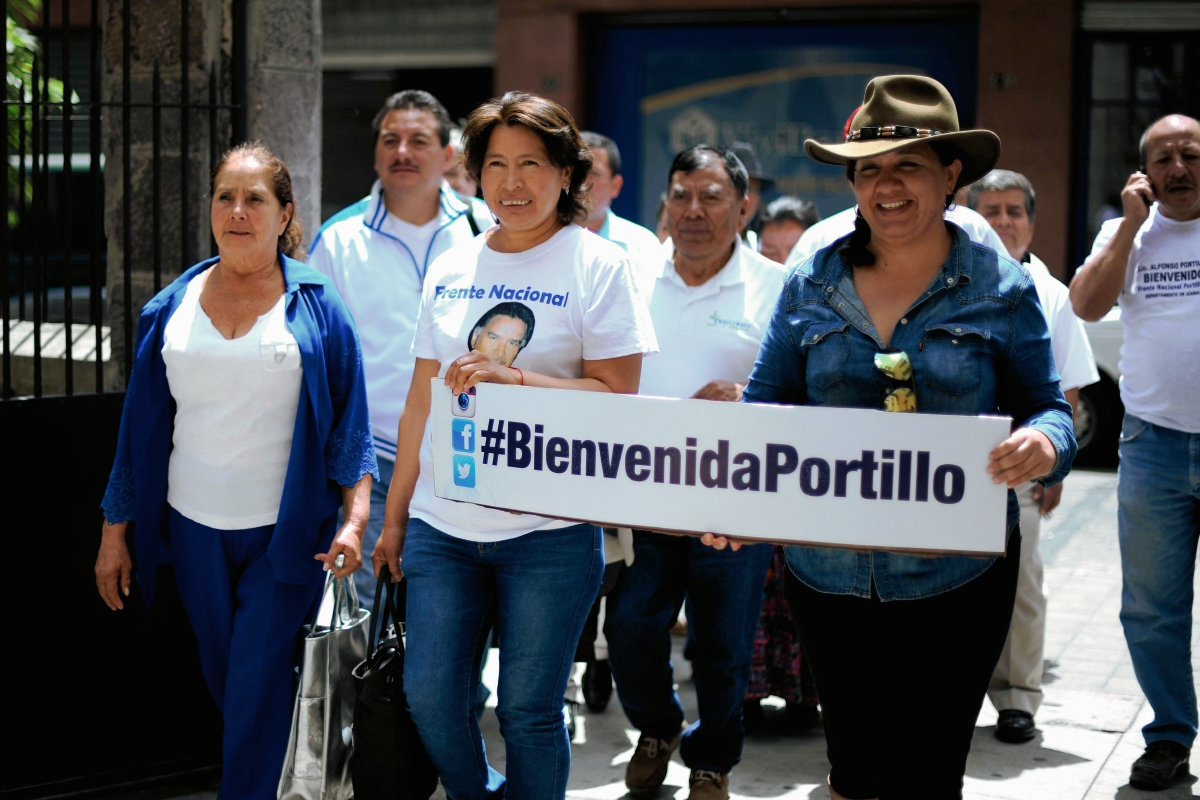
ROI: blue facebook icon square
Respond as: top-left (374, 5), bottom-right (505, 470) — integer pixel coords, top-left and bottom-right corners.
top-left (452, 418), bottom-right (476, 453)
top-left (452, 455), bottom-right (476, 488)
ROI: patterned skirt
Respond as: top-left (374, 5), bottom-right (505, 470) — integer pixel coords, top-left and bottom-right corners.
top-left (745, 545), bottom-right (819, 706)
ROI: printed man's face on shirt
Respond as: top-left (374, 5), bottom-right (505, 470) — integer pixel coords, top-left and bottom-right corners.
top-left (472, 315), bottom-right (529, 367)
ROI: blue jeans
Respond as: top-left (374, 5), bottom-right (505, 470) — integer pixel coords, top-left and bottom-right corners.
top-left (402, 518), bottom-right (603, 800)
top-left (1118, 413), bottom-right (1200, 748)
top-left (348, 456), bottom-right (392, 611)
top-left (604, 531), bottom-right (773, 773)
top-left (168, 508), bottom-right (325, 800)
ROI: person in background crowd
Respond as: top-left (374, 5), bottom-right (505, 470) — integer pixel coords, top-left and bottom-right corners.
top-left (1070, 113), bottom-right (1200, 792)
top-left (308, 90), bottom-right (491, 609)
top-left (604, 145), bottom-right (784, 800)
top-left (571, 130), bottom-right (661, 717)
top-left (968, 169), bottom-right (1099, 744)
top-left (730, 141), bottom-right (774, 251)
top-left (582, 131), bottom-right (662, 264)
top-left (445, 124), bottom-right (481, 199)
top-left (373, 91), bottom-right (657, 800)
top-left (785, 112), bottom-right (1007, 268)
top-left (758, 196), bottom-right (821, 264)
top-left (717, 75), bottom-right (1076, 800)
top-left (655, 191), bottom-right (670, 243)
top-left (743, 546), bottom-right (821, 735)
top-left (94, 142), bottom-right (377, 800)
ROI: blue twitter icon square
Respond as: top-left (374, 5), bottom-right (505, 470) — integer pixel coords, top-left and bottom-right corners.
top-left (452, 455), bottom-right (476, 488)
top-left (452, 418), bottom-right (476, 453)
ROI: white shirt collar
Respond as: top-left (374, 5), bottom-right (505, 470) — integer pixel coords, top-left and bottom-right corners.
top-left (659, 238), bottom-right (745, 290)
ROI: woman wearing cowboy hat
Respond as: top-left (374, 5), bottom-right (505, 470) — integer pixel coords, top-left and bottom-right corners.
top-left (710, 75), bottom-right (1077, 799)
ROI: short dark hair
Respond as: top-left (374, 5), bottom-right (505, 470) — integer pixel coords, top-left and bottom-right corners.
top-left (759, 196), bottom-right (821, 230)
top-left (967, 169), bottom-right (1036, 222)
top-left (469, 302), bottom-right (536, 352)
top-left (669, 145), bottom-right (748, 198)
top-left (372, 90), bottom-right (454, 147)
top-left (582, 131), bottom-right (622, 176)
top-left (462, 92), bottom-right (593, 226)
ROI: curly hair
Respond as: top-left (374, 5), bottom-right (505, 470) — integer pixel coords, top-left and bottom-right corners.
top-left (210, 141), bottom-right (304, 260)
top-left (461, 92), bottom-right (592, 226)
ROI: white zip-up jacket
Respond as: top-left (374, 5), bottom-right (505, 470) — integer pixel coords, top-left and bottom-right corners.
top-left (309, 180), bottom-right (492, 460)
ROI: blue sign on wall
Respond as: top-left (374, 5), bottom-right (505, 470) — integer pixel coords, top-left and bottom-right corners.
top-left (590, 23), bottom-right (978, 229)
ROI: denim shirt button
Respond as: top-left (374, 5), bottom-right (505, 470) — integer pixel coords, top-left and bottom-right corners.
top-left (946, 277), bottom-right (955, 285)
top-left (900, 318), bottom-right (908, 324)
top-left (954, 327), bottom-right (962, 333)
top-left (952, 338), bottom-right (959, 344)
top-left (826, 286), bottom-right (835, 293)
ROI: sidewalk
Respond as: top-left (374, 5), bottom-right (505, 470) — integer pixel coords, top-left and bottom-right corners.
top-left (465, 470), bottom-right (1200, 799)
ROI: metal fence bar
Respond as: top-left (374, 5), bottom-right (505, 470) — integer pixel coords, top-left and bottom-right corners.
top-left (63, 0), bottom-right (75, 394)
top-left (208, 60), bottom-right (218, 257)
top-left (1, 43), bottom-right (9, 399)
top-left (30, 51), bottom-right (42, 397)
top-left (180, 0), bottom-right (191, 273)
top-left (153, 60), bottom-right (162, 294)
top-left (90, 0), bottom-right (104, 393)
top-left (122, 0), bottom-right (133, 382)
top-left (18, 82), bottom-right (28, 325)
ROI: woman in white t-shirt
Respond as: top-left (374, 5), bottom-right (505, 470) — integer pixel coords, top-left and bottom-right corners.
top-left (372, 92), bottom-right (656, 799)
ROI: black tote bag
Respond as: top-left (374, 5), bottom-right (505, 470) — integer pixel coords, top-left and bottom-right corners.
top-left (350, 567), bottom-right (439, 800)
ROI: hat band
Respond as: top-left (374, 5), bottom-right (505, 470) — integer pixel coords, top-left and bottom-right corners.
top-left (845, 125), bottom-right (944, 143)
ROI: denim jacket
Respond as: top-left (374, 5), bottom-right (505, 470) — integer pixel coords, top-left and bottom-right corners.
top-left (742, 225), bottom-right (1076, 601)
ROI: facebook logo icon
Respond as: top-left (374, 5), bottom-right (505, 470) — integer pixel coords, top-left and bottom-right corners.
top-left (452, 419), bottom-right (475, 453)
top-left (452, 455), bottom-right (476, 488)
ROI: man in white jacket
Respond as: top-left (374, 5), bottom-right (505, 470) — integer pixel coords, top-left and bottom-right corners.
top-left (968, 169), bottom-right (1098, 744)
top-left (308, 90), bottom-right (490, 606)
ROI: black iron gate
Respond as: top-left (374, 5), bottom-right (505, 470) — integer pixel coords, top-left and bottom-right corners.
top-left (4, 1), bottom-right (247, 796)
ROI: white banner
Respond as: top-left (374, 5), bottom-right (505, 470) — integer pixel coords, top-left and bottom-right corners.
top-left (431, 381), bottom-right (1013, 554)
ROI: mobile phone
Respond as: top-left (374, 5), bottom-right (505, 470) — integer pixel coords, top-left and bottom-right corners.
top-left (1136, 166), bottom-right (1155, 206)
top-left (451, 386), bottom-right (476, 418)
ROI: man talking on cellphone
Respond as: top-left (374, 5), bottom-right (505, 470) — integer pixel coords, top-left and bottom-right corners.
top-left (1071, 114), bottom-right (1200, 792)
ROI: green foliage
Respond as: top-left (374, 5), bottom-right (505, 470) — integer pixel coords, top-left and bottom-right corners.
top-left (7, 0), bottom-right (78, 227)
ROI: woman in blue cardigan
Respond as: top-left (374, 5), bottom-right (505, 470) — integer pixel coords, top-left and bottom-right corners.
top-left (94, 143), bottom-right (377, 800)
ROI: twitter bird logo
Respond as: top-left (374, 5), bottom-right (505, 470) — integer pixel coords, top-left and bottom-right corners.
top-left (452, 455), bottom-right (476, 488)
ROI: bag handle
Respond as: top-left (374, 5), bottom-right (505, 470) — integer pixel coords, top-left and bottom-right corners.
top-left (368, 565), bottom-right (393, 655)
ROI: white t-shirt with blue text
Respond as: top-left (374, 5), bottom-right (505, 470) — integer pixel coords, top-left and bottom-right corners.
top-left (408, 224), bottom-right (658, 541)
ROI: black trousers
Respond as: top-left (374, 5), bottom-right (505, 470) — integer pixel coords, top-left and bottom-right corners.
top-left (784, 529), bottom-right (1022, 800)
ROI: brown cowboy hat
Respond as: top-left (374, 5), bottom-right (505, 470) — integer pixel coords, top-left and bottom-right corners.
top-left (804, 75), bottom-right (1001, 186)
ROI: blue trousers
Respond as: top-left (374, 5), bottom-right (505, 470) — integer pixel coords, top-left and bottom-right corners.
top-left (604, 531), bottom-right (773, 773)
top-left (168, 508), bottom-right (325, 800)
top-left (402, 518), bottom-right (603, 800)
top-left (1118, 414), bottom-right (1200, 748)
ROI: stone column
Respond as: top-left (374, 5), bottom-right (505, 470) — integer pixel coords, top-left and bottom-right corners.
top-left (245, 0), bottom-right (322, 253)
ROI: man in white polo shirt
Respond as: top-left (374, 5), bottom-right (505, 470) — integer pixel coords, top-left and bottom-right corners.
top-left (582, 131), bottom-right (662, 265)
top-left (308, 90), bottom-right (490, 606)
top-left (968, 169), bottom-right (1099, 745)
top-left (604, 145), bottom-right (783, 800)
top-left (1070, 114), bottom-right (1200, 792)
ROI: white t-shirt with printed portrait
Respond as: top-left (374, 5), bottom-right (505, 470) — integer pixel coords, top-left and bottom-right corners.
top-left (408, 223), bottom-right (658, 542)
top-left (1090, 205), bottom-right (1200, 432)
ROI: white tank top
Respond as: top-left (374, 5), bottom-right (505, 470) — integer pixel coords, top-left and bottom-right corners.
top-left (162, 268), bottom-right (303, 529)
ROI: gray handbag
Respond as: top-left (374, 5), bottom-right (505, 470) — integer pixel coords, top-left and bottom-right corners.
top-left (279, 568), bottom-right (371, 800)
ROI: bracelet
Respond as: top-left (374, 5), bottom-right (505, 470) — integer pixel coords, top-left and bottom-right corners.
top-left (512, 366), bottom-right (524, 385)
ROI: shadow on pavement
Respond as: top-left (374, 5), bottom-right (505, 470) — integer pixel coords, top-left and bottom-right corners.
top-left (965, 726), bottom-right (1090, 781)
